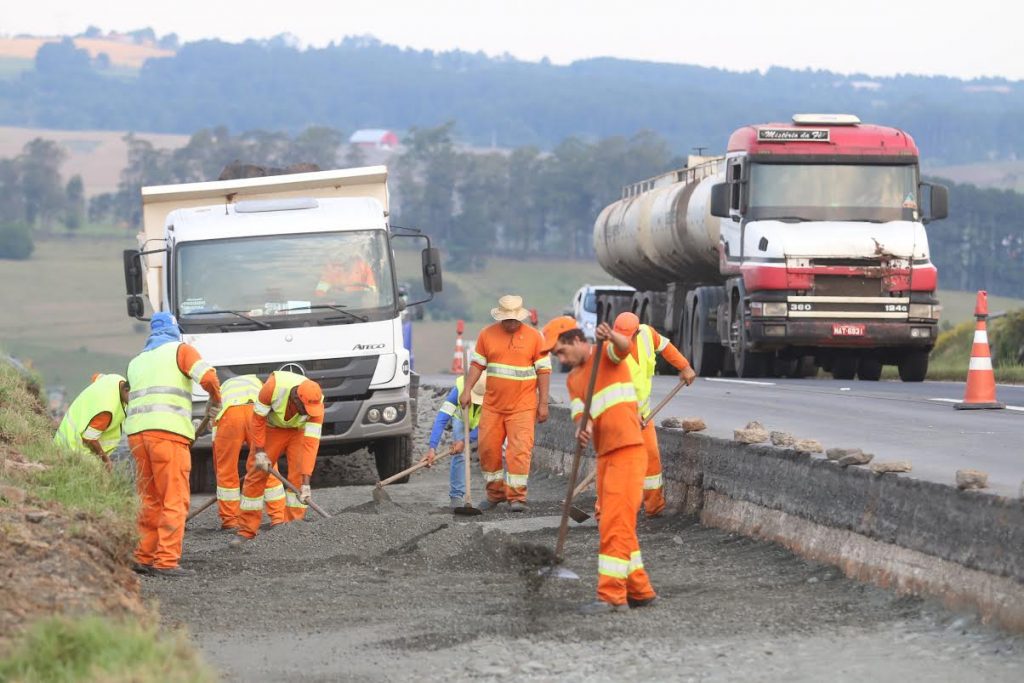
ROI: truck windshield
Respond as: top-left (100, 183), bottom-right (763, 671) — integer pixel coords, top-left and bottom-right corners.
top-left (748, 164), bottom-right (918, 223)
top-left (175, 231), bottom-right (395, 329)
top-left (583, 293), bottom-right (597, 313)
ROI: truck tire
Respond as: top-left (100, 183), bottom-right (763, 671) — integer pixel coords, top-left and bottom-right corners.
top-left (691, 289), bottom-right (723, 376)
top-left (373, 436), bottom-right (413, 484)
top-left (898, 351), bottom-right (929, 382)
top-left (731, 298), bottom-right (768, 378)
top-left (857, 357), bottom-right (883, 382)
top-left (831, 355), bottom-right (857, 380)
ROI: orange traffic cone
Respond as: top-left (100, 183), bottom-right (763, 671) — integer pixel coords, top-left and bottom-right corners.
top-left (955, 290), bottom-right (1004, 410)
top-left (451, 319), bottom-right (466, 374)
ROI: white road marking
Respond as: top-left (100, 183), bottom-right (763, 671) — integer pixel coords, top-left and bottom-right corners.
top-left (929, 398), bottom-right (1024, 412)
top-left (704, 378), bottom-right (776, 387)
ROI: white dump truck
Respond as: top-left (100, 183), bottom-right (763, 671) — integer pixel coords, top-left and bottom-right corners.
top-left (122, 166), bottom-right (443, 490)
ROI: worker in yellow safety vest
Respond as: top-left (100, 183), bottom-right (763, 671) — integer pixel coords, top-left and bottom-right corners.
top-left (53, 373), bottom-right (130, 470)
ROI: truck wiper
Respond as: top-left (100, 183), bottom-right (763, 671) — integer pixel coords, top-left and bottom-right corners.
top-left (281, 303), bottom-right (369, 323)
top-left (767, 216), bottom-right (812, 223)
top-left (183, 309), bottom-right (272, 329)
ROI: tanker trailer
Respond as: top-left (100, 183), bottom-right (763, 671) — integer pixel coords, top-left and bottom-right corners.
top-left (592, 114), bottom-right (948, 381)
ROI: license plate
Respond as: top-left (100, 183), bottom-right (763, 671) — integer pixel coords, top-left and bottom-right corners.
top-left (832, 323), bottom-right (865, 336)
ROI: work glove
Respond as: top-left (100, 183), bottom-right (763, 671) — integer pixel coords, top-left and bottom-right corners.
top-left (298, 484), bottom-right (312, 505)
top-left (254, 450), bottom-right (271, 472)
top-left (205, 400), bottom-right (221, 420)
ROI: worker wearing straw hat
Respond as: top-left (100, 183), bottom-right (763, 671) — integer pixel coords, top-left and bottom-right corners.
top-left (460, 295), bottom-right (551, 512)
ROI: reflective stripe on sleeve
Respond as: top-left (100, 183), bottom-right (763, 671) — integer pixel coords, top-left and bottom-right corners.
top-left (628, 550), bottom-right (645, 574)
top-left (482, 469), bottom-right (505, 483)
top-left (304, 422), bottom-right (322, 439)
top-left (315, 281), bottom-right (330, 294)
top-left (240, 495), bottom-right (264, 511)
top-left (285, 491), bottom-right (308, 509)
top-left (643, 473), bottom-right (663, 491)
top-left (82, 426), bottom-right (103, 440)
top-left (440, 401), bottom-right (457, 416)
top-left (534, 355), bottom-right (552, 371)
top-left (607, 344), bottom-right (623, 362)
top-left (655, 336), bottom-right (669, 353)
top-left (570, 398), bottom-right (584, 420)
top-left (216, 486), bottom-right (240, 501)
top-left (188, 359), bottom-right (214, 385)
top-left (598, 554), bottom-right (630, 580)
top-left (253, 401), bottom-right (271, 417)
top-left (472, 351), bottom-right (487, 366)
top-left (505, 472), bottom-right (529, 488)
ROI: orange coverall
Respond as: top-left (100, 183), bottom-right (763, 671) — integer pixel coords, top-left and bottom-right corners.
top-left (213, 404), bottom-right (285, 529)
top-left (610, 327), bottom-right (691, 517)
top-left (471, 323), bottom-right (551, 503)
top-left (237, 376), bottom-right (323, 539)
top-left (130, 344), bottom-right (221, 570)
top-left (315, 257), bottom-right (377, 297)
top-left (568, 345), bottom-right (656, 607)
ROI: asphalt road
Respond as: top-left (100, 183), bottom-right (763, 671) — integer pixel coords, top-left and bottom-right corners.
top-left (424, 374), bottom-right (1024, 497)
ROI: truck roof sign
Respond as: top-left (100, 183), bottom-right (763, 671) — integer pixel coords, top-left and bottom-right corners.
top-left (757, 128), bottom-right (830, 142)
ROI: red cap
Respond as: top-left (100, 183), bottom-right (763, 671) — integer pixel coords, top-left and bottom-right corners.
top-left (613, 312), bottom-right (640, 336)
top-left (296, 380), bottom-right (325, 419)
top-left (541, 316), bottom-right (579, 352)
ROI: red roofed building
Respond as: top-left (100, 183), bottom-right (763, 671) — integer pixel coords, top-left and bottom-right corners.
top-left (348, 129), bottom-right (399, 150)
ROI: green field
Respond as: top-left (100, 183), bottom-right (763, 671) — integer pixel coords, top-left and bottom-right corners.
top-left (5, 236), bottom-right (1024, 388)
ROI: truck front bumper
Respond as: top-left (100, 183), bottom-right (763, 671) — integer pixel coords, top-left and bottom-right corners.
top-left (748, 319), bottom-right (938, 351)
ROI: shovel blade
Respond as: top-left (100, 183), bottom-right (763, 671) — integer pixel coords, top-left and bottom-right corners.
top-left (371, 486), bottom-right (392, 505)
top-left (452, 504), bottom-right (482, 516)
top-left (538, 565), bottom-right (579, 580)
top-left (568, 505), bottom-right (591, 524)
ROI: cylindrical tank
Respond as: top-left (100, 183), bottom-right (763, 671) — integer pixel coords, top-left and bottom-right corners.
top-left (594, 162), bottom-right (725, 292)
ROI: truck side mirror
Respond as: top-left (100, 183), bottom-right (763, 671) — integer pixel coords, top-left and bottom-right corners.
top-left (127, 295), bottom-right (146, 319)
top-left (710, 183), bottom-right (730, 218)
top-left (920, 182), bottom-right (948, 222)
top-left (422, 247), bottom-right (443, 293)
top-left (123, 249), bottom-right (143, 295)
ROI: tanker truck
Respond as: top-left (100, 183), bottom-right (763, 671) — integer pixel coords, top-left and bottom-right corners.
top-left (592, 114), bottom-right (948, 381)
top-left (121, 166), bottom-right (443, 490)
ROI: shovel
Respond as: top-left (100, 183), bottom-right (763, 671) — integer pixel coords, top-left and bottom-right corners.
top-left (371, 449), bottom-right (454, 505)
top-left (640, 379), bottom-right (687, 430)
top-left (540, 340), bottom-right (605, 581)
top-left (184, 415), bottom-right (217, 524)
top-left (454, 348), bottom-right (482, 517)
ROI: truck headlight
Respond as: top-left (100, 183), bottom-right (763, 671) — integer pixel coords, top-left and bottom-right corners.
top-left (909, 304), bottom-right (941, 320)
top-left (382, 406), bottom-right (399, 423)
top-left (367, 408), bottom-right (381, 423)
top-left (751, 302), bottom-right (787, 317)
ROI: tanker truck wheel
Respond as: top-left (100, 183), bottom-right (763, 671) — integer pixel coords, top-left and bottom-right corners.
top-left (897, 350), bottom-right (929, 382)
top-left (690, 296), bottom-right (723, 376)
top-left (731, 305), bottom-right (768, 378)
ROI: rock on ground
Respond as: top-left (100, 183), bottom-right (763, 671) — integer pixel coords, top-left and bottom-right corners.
top-left (681, 417), bottom-right (706, 432)
top-left (870, 461), bottom-right (913, 475)
top-left (827, 447), bottom-right (862, 461)
top-left (956, 469), bottom-right (989, 490)
top-left (770, 431), bottom-right (796, 447)
top-left (837, 451), bottom-right (874, 467)
top-left (734, 421), bottom-right (769, 444)
top-left (794, 439), bottom-right (824, 454)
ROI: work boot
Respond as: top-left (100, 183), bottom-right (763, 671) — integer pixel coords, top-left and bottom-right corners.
top-left (449, 496), bottom-right (465, 512)
top-left (477, 499), bottom-right (504, 512)
top-left (131, 562), bottom-right (153, 575)
top-left (508, 501), bottom-right (528, 513)
top-left (228, 534), bottom-right (251, 548)
top-left (627, 595), bottom-right (659, 609)
top-left (577, 600), bottom-right (628, 615)
top-left (150, 566), bottom-right (195, 578)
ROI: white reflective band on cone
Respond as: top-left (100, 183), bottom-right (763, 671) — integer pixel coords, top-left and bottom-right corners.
top-left (969, 357), bottom-right (993, 371)
top-left (974, 330), bottom-right (989, 344)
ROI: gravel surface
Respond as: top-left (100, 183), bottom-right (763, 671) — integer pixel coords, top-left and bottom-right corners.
top-left (144, 388), bottom-right (1024, 682)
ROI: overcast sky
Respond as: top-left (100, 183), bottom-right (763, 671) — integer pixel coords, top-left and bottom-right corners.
top-left (7, 0), bottom-right (1022, 80)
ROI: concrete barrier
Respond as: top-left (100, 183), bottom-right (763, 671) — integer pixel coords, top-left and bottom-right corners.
top-left (533, 404), bottom-right (1024, 632)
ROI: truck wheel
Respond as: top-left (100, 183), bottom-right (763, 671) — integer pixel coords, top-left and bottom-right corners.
top-left (732, 308), bottom-right (767, 378)
top-left (857, 357), bottom-right (883, 382)
top-left (898, 351), bottom-right (929, 382)
top-left (831, 355), bottom-right (857, 380)
top-left (373, 436), bottom-right (413, 484)
top-left (773, 356), bottom-right (798, 378)
top-left (691, 300), bottom-right (723, 376)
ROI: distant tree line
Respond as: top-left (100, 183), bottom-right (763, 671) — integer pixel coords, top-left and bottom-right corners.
top-left (0, 139), bottom-right (84, 259)
top-left (2, 35), bottom-right (1024, 164)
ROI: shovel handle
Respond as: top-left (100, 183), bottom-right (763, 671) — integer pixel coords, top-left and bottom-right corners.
top-left (266, 466), bottom-right (331, 519)
top-left (186, 495), bottom-right (218, 522)
top-left (463, 348), bottom-right (474, 507)
top-left (376, 449), bottom-right (452, 489)
top-left (640, 380), bottom-right (687, 430)
top-left (571, 469), bottom-right (597, 500)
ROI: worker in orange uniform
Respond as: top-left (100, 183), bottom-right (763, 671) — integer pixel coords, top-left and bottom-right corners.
top-left (545, 316), bottom-right (657, 614)
top-left (315, 252), bottom-right (377, 298)
top-left (211, 374), bottom-right (286, 530)
top-left (606, 312), bottom-right (695, 517)
top-left (230, 370), bottom-right (324, 546)
top-left (126, 312), bottom-right (221, 578)
top-left (460, 295), bottom-right (551, 512)
top-left (53, 372), bottom-right (130, 471)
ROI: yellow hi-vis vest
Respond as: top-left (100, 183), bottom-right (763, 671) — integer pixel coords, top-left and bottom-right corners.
top-left (216, 375), bottom-right (263, 419)
top-left (453, 376), bottom-right (482, 430)
top-left (125, 343), bottom-right (205, 439)
top-left (54, 373), bottom-right (126, 456)
top-left (257, 371), bottom-right (314, 430)
top-left (624, 325), bottom-right (657, 418)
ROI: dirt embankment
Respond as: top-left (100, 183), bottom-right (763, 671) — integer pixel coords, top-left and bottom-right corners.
top-left (0, 367), bottom-right (145, 651)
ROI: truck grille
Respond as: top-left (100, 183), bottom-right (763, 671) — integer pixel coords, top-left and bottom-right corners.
top-left (813, 275), bottom-right (882, 297)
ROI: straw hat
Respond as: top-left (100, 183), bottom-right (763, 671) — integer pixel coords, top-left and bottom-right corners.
top-left (470, 372), bottom-right (487, 405)
top-left (491, 295), bottom-right (530, 322)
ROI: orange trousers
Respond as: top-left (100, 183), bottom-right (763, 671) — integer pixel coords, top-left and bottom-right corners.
top-left (596, 444), bottom-right (656, 606)
top-left (641, 421), bottom-right (665, 517)
top-left (213, 406), bottom-right (285, 529)
top-left (130, 432), bottom-right (191, 570)
top-left (478, 408), bottom-right (534, 503)
top-left (237, 427), bottom-right (314, 539)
